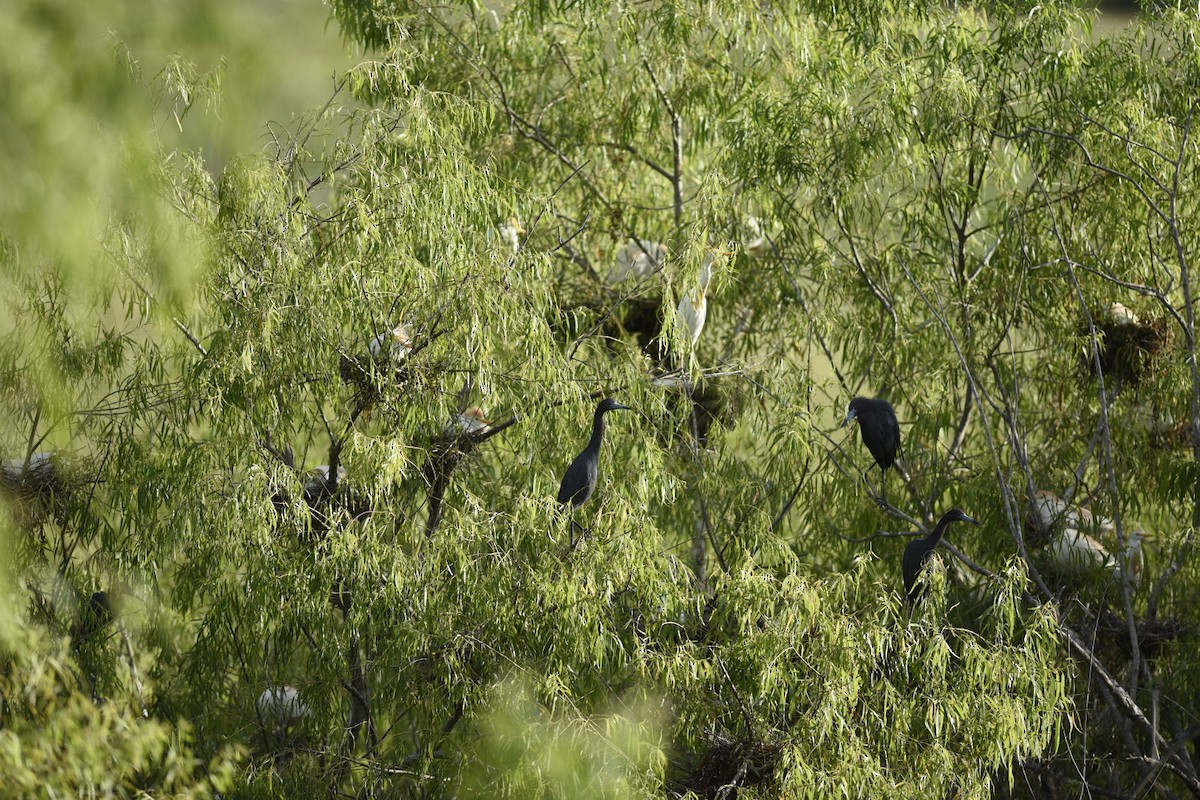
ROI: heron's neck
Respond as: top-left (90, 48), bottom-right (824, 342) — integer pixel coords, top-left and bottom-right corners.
top-left (927, 514), bottom-right (956, 546)
top-left (588, 409), bottom-right (608, 450)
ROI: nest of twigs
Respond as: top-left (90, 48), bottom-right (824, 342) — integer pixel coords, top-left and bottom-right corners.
top-left (1081, 311), bottom-right (1173, 388)
top-left (1091, 609), bottom-right (1190, 662)
top-left (1, 451), bottom-right (82, 530)
top-left (655, 376), bottom-right (746, 447)
top-left (679, 732), bottom-right (784, 799)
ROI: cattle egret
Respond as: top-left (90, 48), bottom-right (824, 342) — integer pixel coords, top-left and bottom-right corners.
top-left (496, 219), bottom-right (525, 255)
top-left (903, 508), bottom-right (981, 603)
top-left (608, 238), bottom-right (668, 284)
top-left (845, 397), bottom-right (901, 504)
top-left (448, 406), bottom-right (493, 437)
top-left (742, 216), bottom-right (770, 257)
top-left (1048, 526), bottom-right (1151, 587)
top-left (368, 324), bottom-right (413, 361)
top-left (1, 451), bottom-right (56, 485)
top-left (1029, 489), bottom-right (1108, 535)
top-left (257, 686), bottom-right (312, 731)
top-left (304, 464), bottom-right (347, 507)
top-left (675, 251), bottom-right (728, 349)
top-left (1108, 302), bottom-right (1139, 326)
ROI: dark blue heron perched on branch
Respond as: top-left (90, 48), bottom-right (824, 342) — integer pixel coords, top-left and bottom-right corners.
top-left (845, 396), bottom-right (900, 504)
top-left (903, 508), bottom-right (980, 604)
top-left (557, 398), bottom-right (631, 544)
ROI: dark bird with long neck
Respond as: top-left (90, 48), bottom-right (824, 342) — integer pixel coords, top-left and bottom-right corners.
top-left (903, 508), bottom-right (981, 604)
top-left (557, 398), bottom-right (631, 543)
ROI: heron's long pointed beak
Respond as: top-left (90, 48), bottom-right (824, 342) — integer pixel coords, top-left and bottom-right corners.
top-left (963, 514), bottom-right (982, 526)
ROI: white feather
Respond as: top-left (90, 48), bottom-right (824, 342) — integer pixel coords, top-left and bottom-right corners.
top-left (256, 686), bottom-right (311, 727)
top-left (368, 324), bottom-right (412, 361)
top-left (608, 238), bottom-right (668, 284)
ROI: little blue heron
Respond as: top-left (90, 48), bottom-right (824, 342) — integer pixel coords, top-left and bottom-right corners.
top-left (904, 508), bottom-right (980, 603)
top-left (846, 396), bottom-right (900, 503)
top-left (557, 398), bottom-right (631, 543)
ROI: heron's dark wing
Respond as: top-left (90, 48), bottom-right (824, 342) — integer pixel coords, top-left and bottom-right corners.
top-left (902, 540), bottom-right (933, 602)
top-left (556, 450), bottom-right (596, 506)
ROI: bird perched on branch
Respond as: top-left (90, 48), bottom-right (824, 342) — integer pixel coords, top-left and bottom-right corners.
top-left (493, 218), bottom-right (526, 255)
top-left (1029, 490), bottom-right (1151, 587)
top-left (608, 238), bottom-right (668, 284)
top-left (675, 250), bottom-right (731, 352)
top-left (903, 508), bottom-right (981, 603)
top-left (845, 397), bottom-right (900, 504)
top-left (557, 398), bottom-right (632, 544)
top-left (368, 323), bottom-right (413, 362)
top-left (1048, 527), bottom-right (1151, 587)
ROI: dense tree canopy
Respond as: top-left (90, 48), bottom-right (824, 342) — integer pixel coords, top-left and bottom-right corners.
top-left (3, 0), bottom-right (1199, 797)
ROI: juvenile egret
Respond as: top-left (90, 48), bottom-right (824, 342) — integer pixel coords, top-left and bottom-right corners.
top-left (608, 238), bottom-right (668, 284)
top-left (557, 399), bottom-right (632, 542)
top-left (845, 397), bottom-right (900, 503)
top-left (304, 464), bottom-right (347, 507)
top-left (1107, 302), bottom-right (1139, 326)
top-left (903, 508), bottom-right (981, 603)
top-left (1, 451), bottom-right (56, 486)
top-left (741, 216), bottom-right (770, 257)
top-left (1029, 490), bottom-right (1106, 536)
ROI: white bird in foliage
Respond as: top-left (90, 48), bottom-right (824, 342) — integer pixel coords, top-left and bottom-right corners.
top-left (676, 251), bottom-right (727, 348)
top-left (608, 238), bottom-right (668, 284)
top-left (368, 324), bottom-right (412, 362)
top-left (1030, 489), bottom-right (1107, 534)
top-left (495, 219), bottom-right (525, 255)
top-left (1107, 302), bottom-right (1139, 326)
top-left (1031, 490), bottom-right (1150, 587)
top-left (1048, 527), bottom-right (1151, 587)
top-left (304, 464), bottom-right (347, 506)
top-left (741, 216), bottom-right (771, 258)
top-left (1, 451), bottom-right (57, 487)
top-left (256, 686), bottom-right (312, 731)
top-left (446, 406), bottom-right (493, 437)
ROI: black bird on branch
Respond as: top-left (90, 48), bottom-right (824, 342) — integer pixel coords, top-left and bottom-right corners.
top-left (845, 396), bottom-right (900, 504)
top-left (903, 508), bottom-right (980, 604)
top-left (557, 398), bottom-right (631, 545)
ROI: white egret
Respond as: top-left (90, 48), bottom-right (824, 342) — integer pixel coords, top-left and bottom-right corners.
top-left (1047, 527), bottom-right (1150, 587)
top-left (1107, 302), bottom-right (1139, 326)
top-left (447, 406), bottom-right (493, 437)
top-left (1031, 490), bottom-right (1150, 587)
top-left (741, 216), bottom-right (771, 257)
top-left (368, 323), bottom-right (413, 362)
top-left (257, 685), bottom-right (312, 736)
top-left (493, 218), bottom-right (525, 255)
top-left (608, 238), bottom-right (668, 284)
top-left (676, 251), bottom-right (724, 348)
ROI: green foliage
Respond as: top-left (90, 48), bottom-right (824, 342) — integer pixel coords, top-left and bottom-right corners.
top-left (4, 0), bottom-right (1200, 796)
